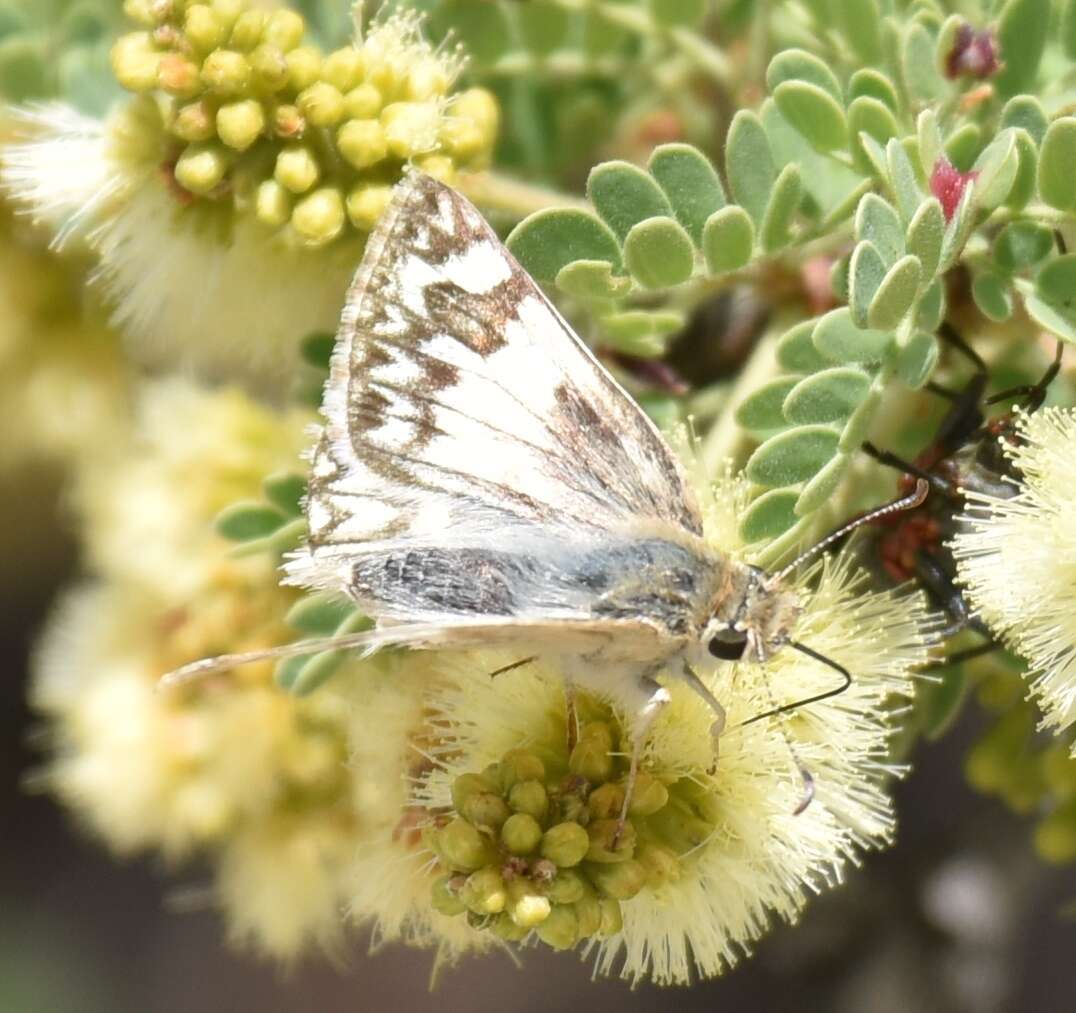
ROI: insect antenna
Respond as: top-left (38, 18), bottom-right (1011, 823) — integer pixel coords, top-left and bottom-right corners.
top-left (766, 478), bottom-right (929, 587)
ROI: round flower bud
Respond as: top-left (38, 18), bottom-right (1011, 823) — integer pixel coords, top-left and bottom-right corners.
top-left (460, 791), bottom-right (511, 831)
top-left (201, 49), bottom-right (251, 96)
top-left (628, 771), bottom-right (669, 816)
top-left (430, 874), bottom-right (467, 916)
top-left (323, 47), bottom-right (364, 92)
top-left (586, 858), bottom-right (648, 900)
top-left (184, 6), bottom-right (227, 53)
top-left (540, 821), bottom-right (590, 867)
top-left (450, 771), bottom-right (497, 811)
top-left (585, 819), bottom-right (636, 863)
top-left (229, 10), bottom-right (266, 51)
top-left (344, 83), bottom-right (382, 119)
top-left (264, 9), bottom-right (305, 52)
top-left (380, 101), bottom-right (440, 158)
top-left (442, 88), bottom-right (499, 165)
top-left (436, 818), bottom-right (494, 872)
top-left (406, 56), bottom-right (450, 101)
top-left (545, 867), bottom-right (588, 904)
top-left (637, 842), bottom-right (681, 886)
top-left (174, 142), bottom-right (229, 195)
top-left (274, 145), bottom-right (319, 193)
top-left (211, 0), bottom-right (242, 28)
top-left (588, 782), bottom-right (625, 821)
top-left (414, 154), bottom-right (456, 185)
top-left (452, 87), bottom-right (499, 134)
top-left (123, 0), bottom-right (158, 26)
top-left (216, 99), bottom-right (265, 150)
top-left (286, 46), bottom-right (321, 93)
top-left (291, 187), bottom-right (346, 247)
top-left (255, 179), bottom-right (291, 227)
top-left (250, 43), bottom-right (288, 92)
top-left (568, 737), bottom-right (613, 784)
top-left (573, 893), bottom-right (603, 936)
top-left (535, 904), bottom-right (578, 951)
top-left (508, 779), bottom-right (548, 820)
top-left (460, 867), bottom-right (507, 915)
top-left (346, 183), bottom-right (393, 231)
top-left (173, 100), bottom-right (216, 142)
top-left (111, 33), bottom-right (162, 93)
top-left (507, 883), bottom-right (551, 928)
top-left (499, 749), bottom-right (546, 791)
top-left (490, 913), bottom-right (528, 941)
top-left (273, 104), bottom-right (305, 140)
top-left (157, 54), bottom-right (201, 98)
top-left (501, 812), bottom-right (543, 856)
top-left (297, 82), bottom-right (345, 127)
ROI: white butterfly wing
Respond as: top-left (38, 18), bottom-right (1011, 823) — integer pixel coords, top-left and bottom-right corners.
top-left (285, 173), bottom-right (711, 641)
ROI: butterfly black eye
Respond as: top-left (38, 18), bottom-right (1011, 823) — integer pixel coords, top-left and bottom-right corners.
top-left (708, 628), bottom-right (748, 660)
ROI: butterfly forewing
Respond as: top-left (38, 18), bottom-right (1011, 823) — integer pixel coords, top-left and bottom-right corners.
top-left (285, 173), bottom-right (715, 647)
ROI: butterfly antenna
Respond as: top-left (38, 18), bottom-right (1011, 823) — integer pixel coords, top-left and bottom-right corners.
top-left (767, 478), bottom-right (929, 587)
top-left (157, 630), bottom-right (385, 692)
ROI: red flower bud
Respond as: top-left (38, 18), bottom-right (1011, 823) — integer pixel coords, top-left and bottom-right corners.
top-left (931, 157), bottom-right (978, 222)
top-left (944, 23), bottom-right (1001, 80)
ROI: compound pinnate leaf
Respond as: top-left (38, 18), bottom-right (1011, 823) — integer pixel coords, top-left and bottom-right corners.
top-left (1005, 129), bottom-right (1038, 211)
top-left (972, 273), bottom-right (1014, 322)
top-left (760, 163), bottom-right (803, 252)
top-left (855, 194), bottom-right (904, 268)
top-left (831, 0), bottom-right (883, 63)
top-left (601, 310), bottom-right (684, 356)
top-left (994, 221), bottom-right (1054, 272)
top-left (868, 254), bottom-right (922, 331)
top-left (773, 81), bottom-right (847, 153)
top-left (972, 130), bottom-right (1019, 211)
top-left (623, 216), bottom-right (695, 288)
top-left (887, 139), bottom-right (922, 223)
top-left (995, 0), bottom-right (1050, 97)
top-left (814, 307), bottom-right (894, 364)
top-left (1000, 95), bottom-right (1049, 146)
top-left (916, 278), bottom-right (946, 332)
top-left (735, 376), bottom-right (801, 436)
top-left (783, 368), bottom-right (870, 425)
top-left (726, 110), bottom-right (776, 226)
top-left (902, 21), bottom-right (945, 104)
top-left (906, 198), bottom-right (944, 279)
top-left (745, 425), bottom-right (840, 487)
top-left (848, 69), bottom-right (899, 111)
top-left (849, 240), bottom-right (887, 328)
top-left (848, 97), bottom-right (899, 175)
top-left (1036, 255), bottom-right (1076, 312)
top-left (262, 471), bottom-right (307, 517)
top-left (795, 453), bottom-right (851, 515)
top-left (1024, 292), bottom-right (1076, 344)
top-left (556, 260), bottom-right (633, 301)
top-left (507, 209), bottom-right (622, 281)
top-left (896, 330), bottom-right (939, 389)
top-left (766, 48), bottom-right (842, 102)
top-left (916, 109), bottom-right (944, 180)
top-left (215, 501), bottom-right (287, 541)
top-left (648, 143), bottom-right (726, 244)
top-left (740, 489), bottom-right (800, 542)
top-left (286, 594), bottom-right (359, 635)
top-left (1038, 118), bottom-right (1076, 212)
top-left (587, 161), bottom-right (673, 241)
top-left (701, 205), bottom-right (754, 274)
top-left (777, 320), bottom-right (830, 374)
top-left (945, 122), bottom-right (983, 172)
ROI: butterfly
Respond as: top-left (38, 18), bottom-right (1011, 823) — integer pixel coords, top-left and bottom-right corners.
top-left (166, 172), bottom-right (925, 818)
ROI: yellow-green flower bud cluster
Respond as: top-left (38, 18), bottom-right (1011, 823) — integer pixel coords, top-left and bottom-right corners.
top-left (965, 668), bottom-right (1076, 865)
top-left (109, 1), bottom-right (499, 245)
top-left (425, 706), bottom-right (718, 952)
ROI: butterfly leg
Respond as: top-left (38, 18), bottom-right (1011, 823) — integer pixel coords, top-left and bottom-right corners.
top-left (614, 674), bottom-right (671, 848)
top-left (678, 661), bottom-right (726, 773)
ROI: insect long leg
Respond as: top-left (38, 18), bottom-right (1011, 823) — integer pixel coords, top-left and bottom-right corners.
top-left (614, 675), bottom-right (670, 848)
top-left (985, 339), bottom-right (1064, 410)
top-left (679, 661), bottom-right (726, 772)
top-left (861, 442), bottom-right (958, 496)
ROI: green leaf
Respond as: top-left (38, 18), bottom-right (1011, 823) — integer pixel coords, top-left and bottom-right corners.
top-left (848, 97), bottom-right (900, 175)
top-left (507, 209), bottom-right (622, 281)
top-left (601, 310), bottom-right (684, 356)
top-left (286, 594), bottom-right (358, 635)
top-left (868, 255), bottom-right (922, 330)
top-left (1000, 95), bottom-right (1049, 146)
top-left (1005, 129), bottom-right (1038, 211)
top-left (587, 161), bottom-right (673, 242)
top-left (1036, 255), bottom-right (1076, 311)
top-left (916, 278), bottom-right (946, 331)
top-left (916, 109), bottom-right (944, 180)
top-left (783, 368), bottom-right (871, 425)
top-left (701, 205), bottom-right (754, 274)
top-left (262, 472), bottom-right (306, 517)
top-left (300, 331), bottom-right (335, 371)
top-left (939, 182), bottom-right (977, 271)
top-left (849, 240), bottom-right (887, 328)
top-left (555, 260), bottom-right (633, 301)
top-left (974, 273), bottom-right (1014, 322)
top-left (772, 81), bottom-right (847, 153)
top-left (1025, 292), bottom-right (1076, 344)
top-left (995, 0), bottom-right (1050, 98)
top-left (896, 330), bottom-right (939, 388)
top-left (735, 376), bottom-right (801, 437)
top-left (838, 383), bottom-right (882, 451)
top-left (814, 307), bottom-right (894, 364)
top-left (831, 0), bottom-right (883, 63)
top-left (855, 194), bottom-right (904, 267)
top-left (857, 132), bottom-right (889, 179)
top-left (726, 111), bottom-right (776, 226)
top-left (648, 0), bottom-right (707, 28)
top-left (623, 216), bottom-right (696, 288)
top-left (759, 163), bottom-right (802, 252)
top-left (971, 130), bottom-right (1019, 212)
top-left (648, 143), bottom-right (726, 244)
top-left (766, 48), bottom-right (843, 102)
top-left (215, 501), bottom-right (287, 541)
top-left (848, 68), bottom-right (899, 111)
top-left (995, 221), bottom-right (1054, 272)
top-left (795, 453), bottom-right (851, 515)
top-left (740, 489), bottom-right (800, 542)
top-left (902, 22), bottom-right (945, 105)
top-left (906, 198), bottom-right (944, 280)
top-left (745, 425), bottom-right (840, 487)
top-left (1039, 118), bottom-right (1076, 212)
top-left (776, 320), bottom-right (829, 374)
top-left (944, 122), bottom-right (982, 172)
top-left (887, 139), bottom-right (922, 222)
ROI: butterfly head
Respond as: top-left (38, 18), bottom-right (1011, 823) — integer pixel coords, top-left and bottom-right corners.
top-left (702, 564), bottom-right (802, 664)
